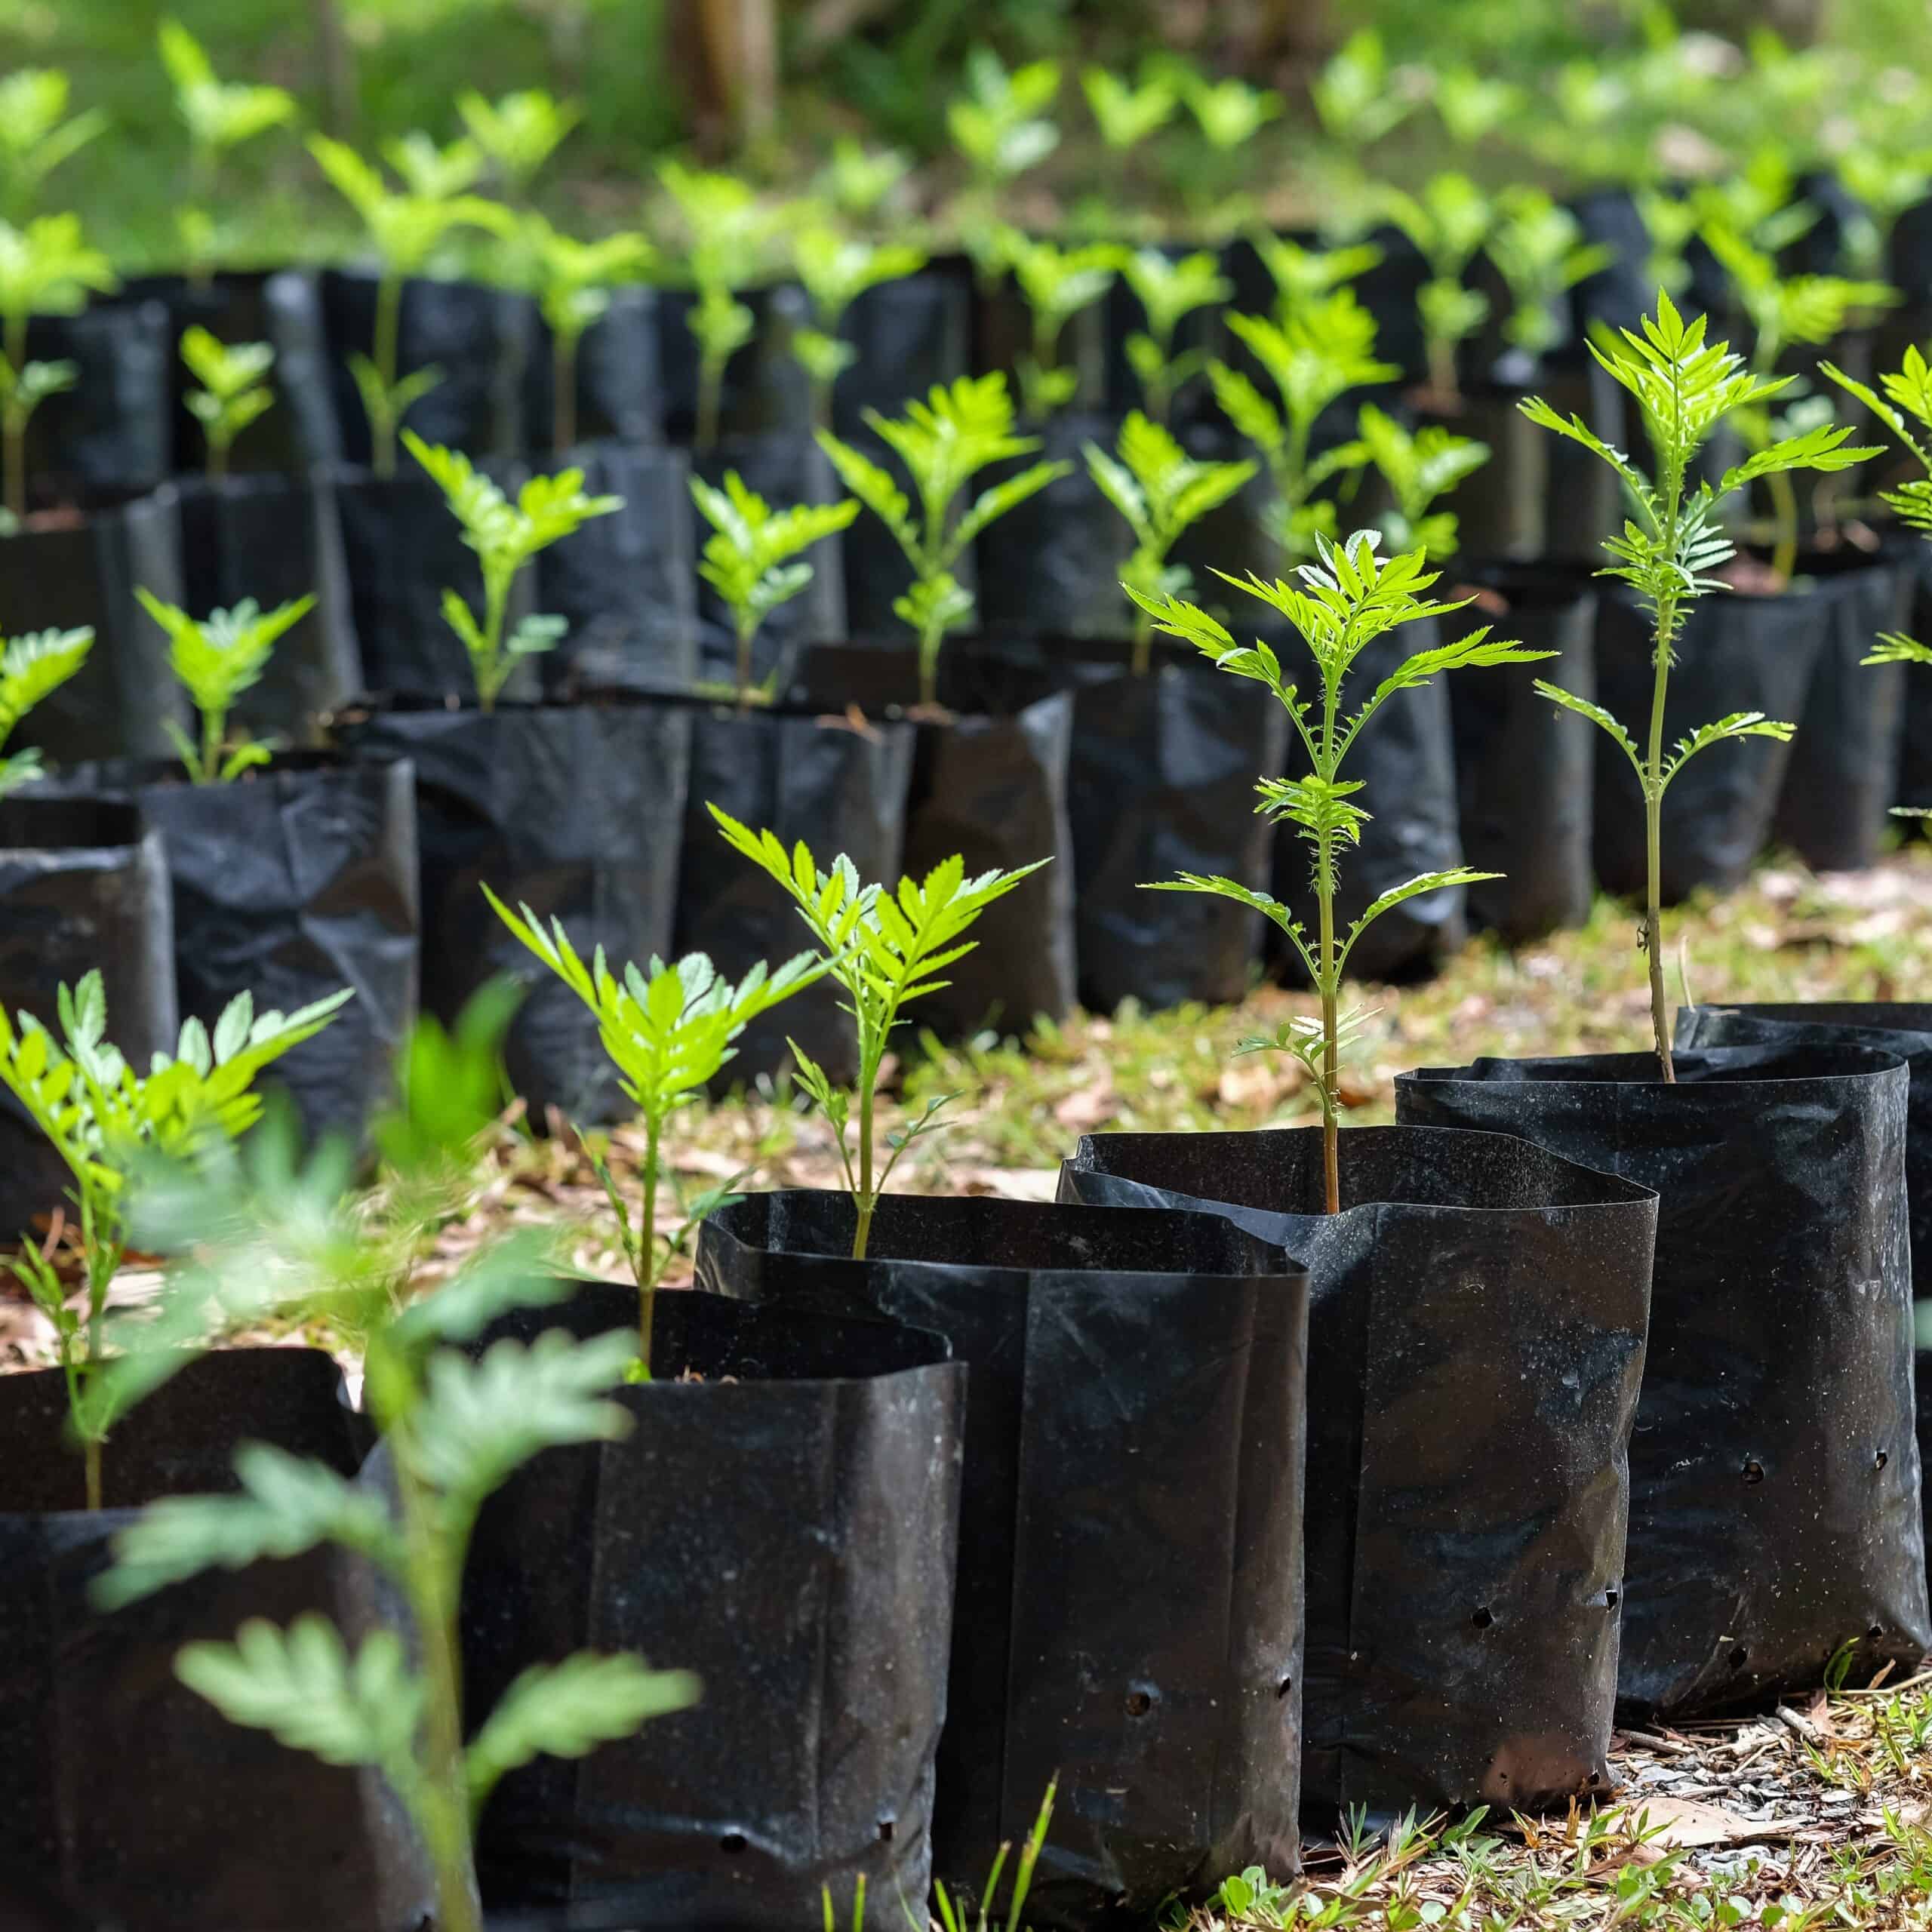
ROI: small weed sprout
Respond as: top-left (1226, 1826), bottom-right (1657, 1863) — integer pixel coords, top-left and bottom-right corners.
top-left (929, 1776), bottom-right (1057, 1932)
top-left (690, 470), bottom-right (858, 706)
top-left (407, 430), bottom-right (620, 709)
top-left (1522, 291), bottom-right (1876, 1078)
top-left (1118, 247), bottom-right (1231, 424)
top-left (180, 326), bottom-right (275, 479)
top-left (817, 374), bottom-right (1070, 706)
top-left (1131, 531), bottom-right (1546, 1214)
top-left (711, 807), bottom-right (1045, 1260)
top-left (1084, 412), bottom-right (1254, 673)
top-left (0, 623), bottom-right (90, 795)
top-left (0, 71), bottom-right (106, 223)
top-left (1354, 402), bottom-right (1489, 560)
top-left (789, 226), bottom-right (928, 429)
top-left (520, 216), bottom-right (655, 455)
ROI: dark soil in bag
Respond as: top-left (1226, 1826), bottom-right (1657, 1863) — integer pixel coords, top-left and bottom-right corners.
top-left (519, 285), bottom-right (664, 456)
top-left (696, 1190), bottom-right (1309, 1923)
top-left (461, 1281), bottom-right (964, 1931)
top-left (1447, 565), bottom-right (1597, 939)
top-left (0, 1348), bottom-right (436, 1931)
top-left (176, 470), bottom-right (363, 749)
top-left (537, 441), bottom-right (698, 699)
top-left (1592, 581), bottom-right (1826, 903)
top-left (340, 699), bottom-right (688, 1124)
top-left (674, 696), bottom-right (913, 1085)
top-left (23, 301), bottom-right (174, 510)
top-left (1060, 1121), bottom-right (1657, 1819)
top-left (657, 283), bottom-right (812, 445)
top-left (0, 798), bottom-right (174, 1239)
top-left (27, 755), bottom-right (420, 1149)
top-left (1396, 1045), bottom-right (1931, 1719)
top-left (0, 490), bottom-right (187, 765)
top-left (830, 268), bottom-right (973, 435)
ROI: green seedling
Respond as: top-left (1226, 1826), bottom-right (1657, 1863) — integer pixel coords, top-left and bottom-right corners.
top-left (789, 226), bottom-right (928, 429)
top-left (1635, 189), bottom-right (1700, 299)
top-left (930, 1775), bottom-right (1058, 1932)
top-left (998, 230), bottom-right (1118, 419)
top-left (308, 134), bottom-right (512, 478)
top-left (0, 212), bottom-right (115, 521)
top-left (407, 430), bottom-right (620, 709)
top-left (817, 373), bottom-right (1069, 706)
top-left (0, 623), bottom-right (90, 795)
top-left (180, 326), bottom-right (275, 479)
top-left (1173, 70), bottom-right (1282, 235)
top-left (1131, 531), bottom-right (1544, 1213)
top-left (1208, 291), bottom-right (1394, 561)
top-left (1355, 401), bottom-right (1489, 560)
top-left (947, 48), bottom-right (1061, 287)
top-left (1309, 29), bottom-right (1417, 152)
top-left (712, 808), bottom-right (1045, 1260)
top-left (457, 88), bottom-right (580, 199)
top-left (1380, 171), bottom-right (1494, 402)
top-left (691, 469), bottom-right (858, 705)
top-left (1084, 411), bottom-right (1254, 672)
top-left (520, 215), bottom-right (655, 455)
top-left (814, 139), bottom-right (912, 230)
top-left (1689, 146), bottom-right (1819, 260)
top-left (1433, 65), bottom-right (1525, 149)
top-left (1487, 188), bottom-right (1614, 361)
top-left (1836, 148), bottom-right (1932, 280)
top-left (1119, 247), bottom-right (1230, 424)
top-left (158, 20), bottom-right (296, 285)
top-left (1523, 291), bottom-right (1877, 1078)
top-left (0, 971), bottom-right (351, 1506)
top-left (485, 893), bottom-right (825, 1365)
top-left (0, 70), bottom-right (107, 223)
top-left (1248, 235), bottom-right (1383, 318)
top-left (136, 589), bottom-right (315, 783)
top-left (1081, 65), bottom-right (1178, 180)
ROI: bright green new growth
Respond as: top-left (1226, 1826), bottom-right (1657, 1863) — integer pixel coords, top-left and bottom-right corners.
top-left (1310, 29), bottom-right (1417, 152)
top-left (1120, 248), bottom-right (1230, 424)
top-left (817, 373), bottom-right (1071, 707)
top-left (998, 231), bottom-right (1118, 420)
top-left (1433, 66), bottom-right (1525, 149)
top-left (158, 20), bottom-right (295, 283)
top-left (1521, 291), bottom-right (1878, 1081)
top-left (1208, 292), bottom-right (1394, 562)
top-left (1355, 402), bottom-right (1489, 561)
top-left (136, 589), bottom-right (315, 784)
top-left (1183, 73), bottom-right (1282, 152)
top-left (1081, 66), bottom-right (1178, 158)
top-left (457, 88), bottom-right (580, 197)
top-left (789, 226), bottom-right (928, 429)
top-left (710, 806), bottom-right (1046, 1260)
top-left (1634, 191), bottom-right (1700, 299)
top-left (814, 140), bottom-right (911, 228)
top-left (1249, 235), bottom-right (1383, 318)
top-left (308, 134), bottom-right (512, 478)
top-left (485, 886), bottom-right (826, 1366)
top-left (1130, 531), bottom-right (1546, 1214)
top-left (1487, 189), bottom-right (1614, 358)
top-left (947, 48), bottom-right (1061, 285)
top-left (0, 971), bottom-right (352, 1506)
top-left (1381, 172), bottom-right (1494, 400)
top-left (0, 212), bottom-right (115, 520)
top-left (520, 216), bottom-right (654, 455)
top-left (180, 326), bottom-right (275, 479)
top-left (1084, 412), bottom-right (1254, 674)
top-left (406, 431), bottom-right (620, 709)
top-left (690, 470), bottom-right (859, 705)
top-left (0, 623), bottom-right (90, 795)
top-left (0, 70), bottom-right (107, 223)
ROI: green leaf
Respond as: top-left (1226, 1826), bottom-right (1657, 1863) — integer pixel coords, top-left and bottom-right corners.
top-left (1534, 680), bottom-right (1645, 782)
top-left (1339, 866), bottom-right (1501, 973)
top-left (946, 458), bottom-right (1072, 564)
top-left (1864, 632), bottom-right (1932, 669)
top-left (1660, 710), bottom-right (1795, 791)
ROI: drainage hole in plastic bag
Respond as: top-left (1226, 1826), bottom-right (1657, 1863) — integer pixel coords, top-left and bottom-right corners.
top-left (1471, 1607), bottom-right (1494, 1630)
top-left (1125, 1689), bottom-right (1154, 1717)
top-left (1275, 1676), bottom-right (1294, 1700)
top-left (1742, 1458), bottom-right (1764, 1484)
top-left (721, 1832), bottom-right (748, 1855)
top-left (1606, 1589), bottom-right (1620, 1610)
top-left (1875, 1448), bottom-right (1890, 1472)
top-left (878, 1820), bottom-right (894, 1844)
top-left (1729, 1648), bottom-right (1750, 1672)
top-left (1869, 1624), bottom-right (1884, 1640)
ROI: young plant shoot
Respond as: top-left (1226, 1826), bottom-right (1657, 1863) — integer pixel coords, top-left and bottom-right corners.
top-left (158, 20), bottom-right (296, 285)
top-left (407, 430), bottom-right (620, 708)
top-left (1522, 291), bottom-right (1877, 1078)
top-left (308, 134), bottom-right (512, 478)
top-left (485, 889), bottom-right (826, 1364)
top-left (690, 470), bottom-right (859, 705)
top-left (947, 49), bottom-right (1061, 288)
top-left (814, 138), bottom-right (912, 232)
top-left (1354, 402), bottom-right (1489, 559)
top-left (521, 215), bottom-right (655, 455)
top-left (1249, 235), bottom-right (1385, 317)
top-left (1130, 531), bottom-right (1544, 1214)
top-left (0, 212), bottom-right (115, 519)
top-left (789, 225), bottom-right (928, 429)
top-left (0, 70), bottom-right (106, 223)
top-left (180, 326), bottom-right (275, 479)
top-left (1174, 72), bottom-right (1282, 235)
top-left (1081, 64), bottom-right (1179, 202)
top-left (0, 623), bottom-right (91, 795)
top-left (1119, 247), bottom-right (1231, 424)
top-left (1380, 172), bottom-right (1494, 403)
top-left (457, 88), bottom-right (580, 201)
top-left (0, 971), bottom-right (352, 1507)
top-left (711, 806), bottom-right (1045, 1260)
top-left (1485, 189), bottom-right (1613, 366)
top-left (136, 589), bottom-right (315, 783)
top-left (999, 231), bottom-right (1119, 420)
top-left (817, 374), bottom-right (1070, 706)
top-left (1084, 412), bottom-right (1254, 672)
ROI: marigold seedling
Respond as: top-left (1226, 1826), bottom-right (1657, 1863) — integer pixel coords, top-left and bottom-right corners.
top-left (456, 88), bottom-right (579, 198)
top-left (1081, 66), bottom-right (1179, 164)
top-left (0, 623), bottom-right (90, 795)
top-left (1432, 66), bottom-right (1524, 149)
top-left (998, 230), bottom-right (1119, 419)
top-left (1487, 188), bottom-right (1614, 361)
top-left (0, 70), bottom-right (106, 223)
top-left (519, 215), bottom-right (655, 455)
top-left (814, 138), bottom-right (912, 229)
top-left (1310, 29), bottom-right (1417, 152)
top-left (1380, 171), bottom-right (1494, 402)
top-left (1355, 401), bottom-right (1489, 561)
top-left (180, 326), bottom-right (275, 479)
top-left (1248, 235), bottom-right (1383, 318)
top-left (1119, 247), bottom-right (1230, 424)
top-left (789, 225), bottom-right (928, 429)
top-left (947, 48), bottom-right (1061, 288)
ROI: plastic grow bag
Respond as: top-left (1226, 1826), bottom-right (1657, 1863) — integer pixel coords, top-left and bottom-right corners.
top-left (1447, 565), bottom-right (1597, 939)
top-left (23, 300), bottom-right (174, 510)
top-left (29, 756), bottom-right (420, 1149)
top-left (340, 699), bottom-right (688, 1125)
top-left (1060, 1121), bottom-right (1657, 1820)
top-left (830, 268), bottom-right (973, 435)
top-left (519, 285), bottom-right (665, 456)
top-left (1421, 385), bottom-right (1547, 565)
top-left (695, 1190), bottom-right (1309, 1922)
top-left (0, 1348), bottom-right (436, 1931)
top-left (657, 284), bottom-right (811, 446)
top-left (537, 441), bottom-right (698, 698)
top-left (1396, 1045), bottom-right (1931, 1719)
top-left (461, 1281), bottom-right (964, 1931)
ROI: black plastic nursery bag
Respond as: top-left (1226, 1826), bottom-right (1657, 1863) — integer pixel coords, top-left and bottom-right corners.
top-left (520, 285), bottom-right (665, 455)
top-left (657, 284), bottom-right (812, 446)
top-left (461, 1282), bottom-right (965, 1931)
top-left (24, 301), bottom-right (174, 510)
top-left (829, 268), bottom-right (973, 435)
top-left (1397, 1045), bottom-right (1932, 1718)
top-left (1061, 1122), bottom-right (1657, 1820)
top-left (0, 1349), bottom-right (436, 1931)
top-left (696, 1190), bottom-right (1309, 1924)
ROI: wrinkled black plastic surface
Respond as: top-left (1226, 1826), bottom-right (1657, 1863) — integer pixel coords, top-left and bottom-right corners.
top-left (176, 471), bottom-right (363, 748)
top-left (1396, 1047), bottom-right (1931, 1718)
top-left (24, 302), bottom-right (173, 509)
top-left (696, 1190), bottom-right (1309, 1922)
top-left (519, 285), bottom-right (664, 455)
top-left (1423, 388), bottom-right (1546, 564)
top-left (0, 1349), bottom-right (435, 1930)
top-left (831, 269), bottom-right (972, 434)
top-left (341, 701), bottom-right (688, 1124)
top-left (0, 492), bottom-right (187, 764)
top-left (1060, 1122), bottom-right (1657, 1818)
top-left (657, 285), bottom-right (811, 445)
top-left (463, 1282), bottom-right (964, 1930)
top-left (31, 758), bottom-right (420, 1148)
top-left (538, 442), bottom-right (697, 697)
top-left (1448, 565), bottom-right (1597, 939)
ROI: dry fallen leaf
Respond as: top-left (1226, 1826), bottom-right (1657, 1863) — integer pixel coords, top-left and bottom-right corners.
top-left (1053, 1081), bottom-right (1119, 1132)
top-left (1605, 1793), bottom-right (1800, 1850)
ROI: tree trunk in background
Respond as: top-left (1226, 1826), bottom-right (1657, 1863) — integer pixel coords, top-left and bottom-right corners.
top-left (671, 0), bottom-right (779, 149)
top-left (312, 0), bottom-right (358, 137)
